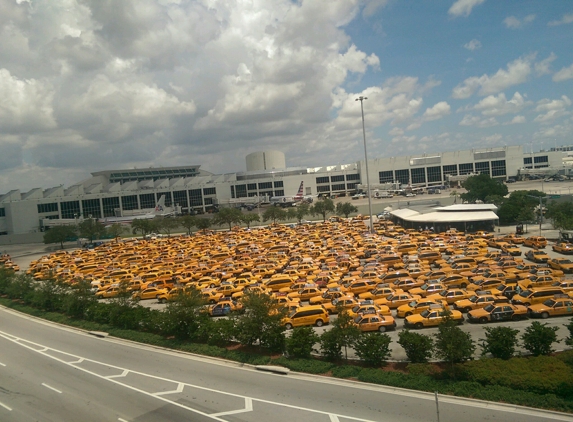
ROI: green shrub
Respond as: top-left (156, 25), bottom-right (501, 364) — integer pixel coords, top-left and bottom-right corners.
top-left (331, 365), bottom-right (363, 379)
top-left (459, 356), bottom-right (573, 397)
top-left (398, 330), bottom-right (433, 363)
top-left (522, 321), bottom-right (560, 356)
top-left (272, 357), bottom-right (334, 374)
top-left (565, 318), bottom-right (573, 347)
top-left (285, 327), bottom-right (319, 358)
top-left (479, 326), bottom-right (519, 360)
top-left (319, 329), bottom-right (343, 361)
top-left (406, 363), bottom-right (441, 377)
top-left (353, 333), bottom-right (392, 367)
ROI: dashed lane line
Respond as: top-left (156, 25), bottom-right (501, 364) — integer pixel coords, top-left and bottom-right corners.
top-left (41, 383), bottom-right (62, 394)
top-left (0, 330), bottom-right (377, 422)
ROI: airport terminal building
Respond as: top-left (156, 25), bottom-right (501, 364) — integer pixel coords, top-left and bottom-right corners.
top-left (0, 145), bottom-right (564, 242)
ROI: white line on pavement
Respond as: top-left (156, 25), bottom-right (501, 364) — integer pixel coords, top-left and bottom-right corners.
top-left (0, 401), bottom-right (12, 411)
top-left (41, 383), bottom-right (62, 394)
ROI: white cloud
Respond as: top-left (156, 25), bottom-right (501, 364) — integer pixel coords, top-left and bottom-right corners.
top-left (483, 134), bottom-right (503, 144)
top-left (533, 95), bottom-right (571, 123)
top-left (459, 114), bottom-right (498, 127)
top-left (505, 115), bottom-right (526, 125)
top-left (504, 14), bottom-right (536, 29)
top-left (423, 101), bottom-right (451, 121)
top-left (472, 92), bottom-right (529, 116)
top-left (452, 55), bottom-right (533, 98)
top-left (548, 13), bottom-right (573, 27)
top-left (448, 0), bottom-right (486, 18)
top-left (463, 39), bottom-right (482, 50)
top-left (534, 53), bottom-right (556, 76)
top-left (553, 63), bottom-right (573, 82)
top-left (362, 0), bottom-right (389, 19)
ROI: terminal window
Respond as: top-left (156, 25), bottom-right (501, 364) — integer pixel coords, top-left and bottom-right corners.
top-left (378, 171), bottom-right (393, 183)
top-left (273, 181), bottom-right (284, 188)
top-left (247, 183), bottom-right (257, 190)
top-left (122, 195), bottom-right (138, 210)
top-left (331, 175), bottom-right (344, 182)
top-left (534, 155), bottom-right (548, 163)
top-left (316, 176), bottom-right (329, 184)
top-left (139, 193), bottom-right (155, 209)
top-left (81, 199), bottom-right (102, 219)
top-left (346, 173), bottom-right (360, 181)
top-left (317, 185), bottom-right (331, 193)
top-left (37, 203), bottom-right (59, 214)
top-left (0, 208), bottom-right (4, 217)
top-left (346, 182), bottom-right (357, 190)
top-left (189, 189), bottom-right (203, 206)
top-left (274, 190), bottom-right (284, 196)
top-left (235, 185), bottom-right (247, 198)
top-left (442, 164), bottom-right (458, 179)
top-left (524, 157), bottom-right (533, 164)
top-left (459, 163), bottom-right (474, 175)
top-left (331, 183), bottom-right (345, 191)
top-left (411, 168), bottom-right (426, 184)
top-left (427, 166), bottom-right (442, 183)
top-left (258, 182), bottom-right (272, 190)
top-left (102, 197), bottom-right (120, 217)
top-left (475, 161), bottom-right (490, 175)
top-left (173, 190), bottom-right (188, 208)
top-left (491, 160), bottom-right (507, 177)
top-left (395, 169), bottom-right (409, 185)
top-left (60, 201), bottom-right (80, 219)
top-left (203, 187), bottom-right (216, 195)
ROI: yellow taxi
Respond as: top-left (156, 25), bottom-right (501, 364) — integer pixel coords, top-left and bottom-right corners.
top-left (467, 303), bottom-right (528, 323)
top-left (322, 296), bottom-right (359, 314)
top-left (453, 293), bottom-right (509, 313)
top-left (396, 298), bottom-right (448, 318)
top-left (527, 295), bottom-right (573, 318)
top-left (347, 302), bottom-right (391, 318)
top-left (404, 307), bottom-right (464, 328)
top-left (353, 314), bottom-right (396, 333)
top-left (426, 288), bottom-right (473, 304)
top-left (552, 242), bottom-right (573, 255)
top-left (548, 257), bottom-right (573, 274)
top-left (376, 292), bottom-right (421, 309)
top-left (132, 287), bottom-right (169, 301)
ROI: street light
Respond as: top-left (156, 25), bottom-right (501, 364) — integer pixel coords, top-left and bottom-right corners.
top-left (526, 194), bottom-right (545, 236)
top-left (356, 96), bottom-right (374, 233)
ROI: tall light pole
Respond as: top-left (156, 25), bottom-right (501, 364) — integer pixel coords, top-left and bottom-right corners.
top-left (356, 96), bottom-right (374, 233)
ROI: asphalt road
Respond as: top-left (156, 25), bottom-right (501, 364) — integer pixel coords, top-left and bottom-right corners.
top-left (1, 307), bottom-right (572, 422)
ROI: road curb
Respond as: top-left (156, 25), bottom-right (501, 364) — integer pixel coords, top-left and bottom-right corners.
top-left (254, 365), bottom-right (290, 375)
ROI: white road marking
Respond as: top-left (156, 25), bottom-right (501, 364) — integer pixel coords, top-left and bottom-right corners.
top-left (329, 415), bottom-right (340, 422)
top-left (1, 328), bottom-right (570, 421)
top-left (211, 398), bottom-right (253, 417)
top-left (154, 382), bottom-right (184, 396)
top-left (0, 401), bottom-right (12, 411)
top-left (107, 369), bottom-right (129, 378)
top-left (0, 361), bottom-right (6, 366)
top-left (118, 418), bottom-right (129, 422)
top-left (41, 383), bottom-right (62, 394)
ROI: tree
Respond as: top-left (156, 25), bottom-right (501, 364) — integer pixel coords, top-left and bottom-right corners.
top-left (161, 287), bottom-right (209, 341)
top-left (450, 190), bottom-right (459, 204)
top-left (194, 217), bottom-right (213, 234)
top-left (479, 326), bottom-right (520, 360)
top-left (336, 202), bottom-right (358, 218)
top-left (293, 203), bottom-right (311, 223)
top-left (106, 223), bottom-right (126, 239)
top-left (521, 321), bottom-right (560, 356)
top-left (262, 206), bottom-right (287, 224)
top-left (285, 327), bottom-right (319, 358)
top-left (546, 200), bottom-right (573, 230)
top-left (496, 190), bottom-right (544, 225)
top-left (461, 174), bottom-right (508, 203)
top-left (212, 207), bottom-right (244, 230)
top-left (179, 215), bottom-right (197, 235)
top-left (434, 317), bottom-right (475, 370)
top-left (332, 307), bottom-right (360, 360)
top-left (565, 318), bottom-right (573, 347)
top-left (131, 219), bottom-right (156, 236)
top-left (241, 213), bottom-right (260, 228)
top-left (78, 218), bottom-right (106, 242)
top-left (310, 198), bottom-right (335, 221)
top-left (398, 330), bottom-right (434, 363)
top-left (43, 225), bottom-right (77, 249)
top-left (232, 292), bottom-right (286, 352)
top-left (157, 217), bottom-right (180, 237)
top-left (354, 333), bottom-right (392, 367)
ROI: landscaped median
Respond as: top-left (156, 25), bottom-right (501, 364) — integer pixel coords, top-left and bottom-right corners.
top-left (1, 292), bottom-right (573, 414)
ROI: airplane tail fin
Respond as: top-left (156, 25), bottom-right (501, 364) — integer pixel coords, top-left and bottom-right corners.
top-left (153, 195), bottom-right (166, 214)
top-left (296, 181), bottom-right (304, 197)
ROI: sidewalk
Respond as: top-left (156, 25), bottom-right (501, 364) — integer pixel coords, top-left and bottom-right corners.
top-left (496, 223), bottom-right (560, 240)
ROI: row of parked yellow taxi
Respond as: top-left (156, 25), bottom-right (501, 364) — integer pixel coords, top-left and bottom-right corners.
top-left (25, 218), bottom-right (573, 332)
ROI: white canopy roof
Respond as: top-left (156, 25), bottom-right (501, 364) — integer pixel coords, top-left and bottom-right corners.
top-left (390, 209), bottom-right (498, 223)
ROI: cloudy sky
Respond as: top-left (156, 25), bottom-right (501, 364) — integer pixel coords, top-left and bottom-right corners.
top-left (1, 0), bottom-right (572, 193)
